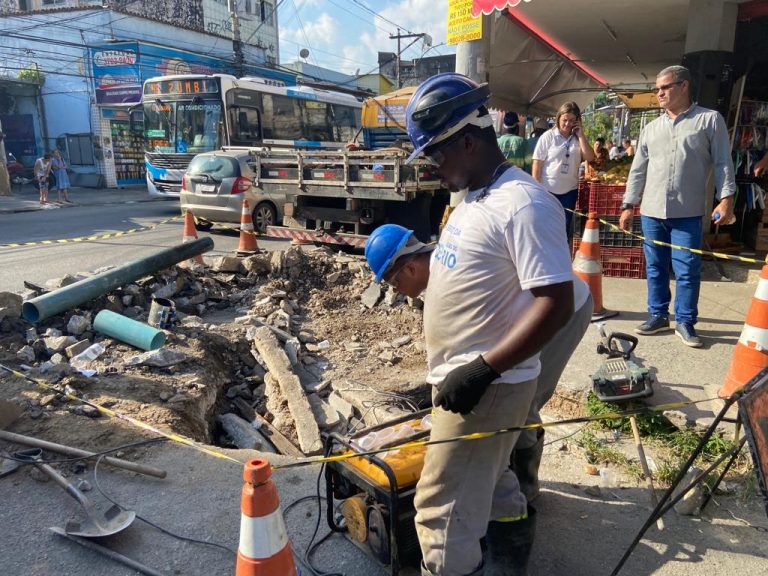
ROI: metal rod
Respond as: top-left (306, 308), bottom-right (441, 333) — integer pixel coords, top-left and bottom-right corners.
top-left (50, 527), bottom-right (166, 576)
top-left (628, 415), bottom-right (664, 531)
top-left (610, 395), bottom-right (737, 575)
top-left (22, 237), bottom-right (214, 323)
top-left (0, 430), bottom-right (167, 479)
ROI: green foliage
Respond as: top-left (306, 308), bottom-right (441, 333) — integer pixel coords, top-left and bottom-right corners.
top-left (576, 429), bottom-right (644, 480)
top-left (585, 392), bottom-right (675, 436)
top-left (17, 65), bottom-right (45, 86)
top-left (582, 111), bottom-right (613, 145)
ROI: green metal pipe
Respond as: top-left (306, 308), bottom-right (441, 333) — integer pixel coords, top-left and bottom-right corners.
top-left (93, 310), bottom-right (166, 351)
top-left (22, 238), bottom-right (214, 323)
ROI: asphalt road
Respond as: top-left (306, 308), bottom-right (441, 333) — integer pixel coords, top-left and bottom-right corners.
top-left (0, 201), bottom-right (289, 293)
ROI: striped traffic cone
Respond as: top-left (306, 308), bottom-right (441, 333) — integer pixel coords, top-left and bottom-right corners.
top-left (237, 199), bottom-right (260, 255)
top-left (236, 459), bottom-right (299, 576)
top-left (573, 212), bottom-right (617, 322)
top-left (181, 210), bottom-right (204, 268)
top-left (719, 263), bottom-right (768, 398)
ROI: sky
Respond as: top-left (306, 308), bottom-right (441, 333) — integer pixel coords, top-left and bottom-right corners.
top-left (277, 0), bottom-right (454, 76)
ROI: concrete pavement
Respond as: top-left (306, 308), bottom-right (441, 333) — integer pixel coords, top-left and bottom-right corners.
top-left (0, 183), bottom-right (164, 214)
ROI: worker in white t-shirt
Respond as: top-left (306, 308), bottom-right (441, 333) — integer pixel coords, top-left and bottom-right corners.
top-left (364, 72), bottom-right (587, 576)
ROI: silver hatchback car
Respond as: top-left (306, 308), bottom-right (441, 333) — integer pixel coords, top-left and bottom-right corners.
top-left (180, 150), bottom-right (284, 233)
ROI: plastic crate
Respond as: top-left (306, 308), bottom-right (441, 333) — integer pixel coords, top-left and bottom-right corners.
top-left (574, 215), bottom-right (644, 248)
top-left (579, 183), bottom-right (641, 216)
top-left (572, 239), bottom-right (646, 279)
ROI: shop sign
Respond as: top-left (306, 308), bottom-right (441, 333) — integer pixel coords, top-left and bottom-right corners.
top-left (447, 0), bottom-right (483, 46)
top-left (90, 42), bottom-right (297, 105)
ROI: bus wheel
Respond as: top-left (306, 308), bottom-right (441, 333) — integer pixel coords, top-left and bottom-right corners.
top-left (253, 202), bottom-right (277, 234)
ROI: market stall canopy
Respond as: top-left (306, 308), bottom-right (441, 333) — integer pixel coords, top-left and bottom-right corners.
top-left (484, 0), bottom-right (752, 114)
top-left (616, 92), bottom-right (662, 110)
top-left (487, 12), bottom-right (605, 115)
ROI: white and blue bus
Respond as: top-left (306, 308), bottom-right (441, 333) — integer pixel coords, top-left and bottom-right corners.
top-left (140, 74), bottom-right (363, 197)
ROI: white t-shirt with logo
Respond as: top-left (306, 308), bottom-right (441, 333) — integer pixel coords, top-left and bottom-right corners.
top-left (532, 128), bottom-right (582, 195)
top-left (423, 166), bottom-right (580, 386)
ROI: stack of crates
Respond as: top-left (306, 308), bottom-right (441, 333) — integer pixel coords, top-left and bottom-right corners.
top-left (573, 182), bottom-right (647, 279)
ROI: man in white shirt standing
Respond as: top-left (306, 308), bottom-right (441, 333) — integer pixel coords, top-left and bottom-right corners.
top-left (620, 65), bottom-right (736, 348)
top-left (385, 72), bottom-right (578, 576)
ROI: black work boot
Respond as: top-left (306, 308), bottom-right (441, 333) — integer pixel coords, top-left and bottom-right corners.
top-left (510, 429), bottom-right (544, 501)
top-left (485, 506), bottom-right (537, 576)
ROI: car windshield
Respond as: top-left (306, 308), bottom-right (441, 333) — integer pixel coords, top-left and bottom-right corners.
top-left (143, 99), bottom-right (224, 154)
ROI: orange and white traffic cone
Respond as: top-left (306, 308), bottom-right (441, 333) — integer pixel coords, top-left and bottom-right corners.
top-left (236, 459), bottom-right (299, 576)
top-left (719, 263), bottom-right (768, 398)
top-left (181, 210), bottom-right (204, 268)
top-left (573, 212), bottom-right (617, 322)
top-left (237, 199), bottom-right (260, 255)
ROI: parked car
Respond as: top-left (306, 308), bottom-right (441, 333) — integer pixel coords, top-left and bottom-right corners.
top-left (180, 150), bottom-right (284, 233)
top-left (6, 152), bottom-right (33, 180)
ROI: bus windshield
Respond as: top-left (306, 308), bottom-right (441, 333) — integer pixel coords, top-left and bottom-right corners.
top-left (143, 99), bottom-right (224, 154)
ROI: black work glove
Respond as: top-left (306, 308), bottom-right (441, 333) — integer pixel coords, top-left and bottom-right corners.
top-left (433, 355), bottom-right (500, 415)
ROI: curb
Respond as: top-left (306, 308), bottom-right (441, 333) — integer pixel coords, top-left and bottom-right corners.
top-left (0, 197), bottom-right (169, 214)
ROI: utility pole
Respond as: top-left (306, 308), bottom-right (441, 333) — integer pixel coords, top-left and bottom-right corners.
top-left (0, 119), bottom-right (9, 197)
top-left (389, 29), bottom-right (430, 88)
top-left (228, 0), bottom-right (245, 78)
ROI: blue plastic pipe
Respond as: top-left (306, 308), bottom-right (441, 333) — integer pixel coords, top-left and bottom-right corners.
top-left (22, 237), bottom-right (213, 323)
top-left (93, 310), bottom-right (166, 351)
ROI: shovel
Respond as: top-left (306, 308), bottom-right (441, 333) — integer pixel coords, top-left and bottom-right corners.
top-left (15, 449), bottom-right (136, 538)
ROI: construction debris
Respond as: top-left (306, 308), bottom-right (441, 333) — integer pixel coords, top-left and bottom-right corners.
top-left (0, 245), bottom-right (428, 457)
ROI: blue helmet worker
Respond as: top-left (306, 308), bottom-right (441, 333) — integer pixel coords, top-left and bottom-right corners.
top-left (380, 72), bottom-right (592, 576)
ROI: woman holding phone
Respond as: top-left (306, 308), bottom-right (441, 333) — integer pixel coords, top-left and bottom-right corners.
top-left (532, 101), bottom-right (595, 243)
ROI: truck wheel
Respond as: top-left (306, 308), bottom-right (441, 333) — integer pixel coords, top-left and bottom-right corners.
top-left (253, 202), bottom-right (277, 233)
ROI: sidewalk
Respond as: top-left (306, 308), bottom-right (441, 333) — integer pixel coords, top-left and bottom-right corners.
top-left (0, 184), bottom-right (169, 214)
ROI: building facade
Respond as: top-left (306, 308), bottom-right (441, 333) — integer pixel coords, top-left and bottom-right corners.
top-left (0, 1), bottom-right (283, 187)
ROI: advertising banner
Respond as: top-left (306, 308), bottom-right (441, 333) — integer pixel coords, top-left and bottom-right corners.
top-left (90, 42), bottom-right (295, 105)
top-left (447, 0), bottom-right (483, 46)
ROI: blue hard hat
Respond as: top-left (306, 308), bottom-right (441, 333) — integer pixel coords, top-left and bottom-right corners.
top-left (405, 72), bottom-right (491, 163)
top-left (365, 224), bottom-right (413, 283)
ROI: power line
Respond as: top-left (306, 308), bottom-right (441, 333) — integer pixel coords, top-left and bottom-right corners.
top-left (350, 0), bottom-right (413, 35)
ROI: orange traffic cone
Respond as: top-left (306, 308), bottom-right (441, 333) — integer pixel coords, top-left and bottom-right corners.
top-left (237, 199), bottom-right (260, 255)
top-left (573, 212), bottom-right (617, 322)
top-left (236, 459), bottom-right (299, 576)
top-left (719, 263), bottom-right (768, 398)
top-left (181, 210), bottom-right (204, 268)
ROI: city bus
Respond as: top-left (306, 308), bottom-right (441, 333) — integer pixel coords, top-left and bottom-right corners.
top-left (140, 74), bottom-right (363, 197)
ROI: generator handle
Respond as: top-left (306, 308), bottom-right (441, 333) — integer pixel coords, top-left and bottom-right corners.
top-left (597, 331), bottom-right (638, 359)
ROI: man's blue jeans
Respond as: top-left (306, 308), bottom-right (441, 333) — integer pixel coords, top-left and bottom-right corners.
top-left (641, 215), bottom-right (702, 326)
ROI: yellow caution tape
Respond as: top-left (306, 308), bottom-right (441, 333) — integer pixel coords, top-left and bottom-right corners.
top-left (271, 397), bottom-right (722, 471)
top-left (0, 362), bottom-right (725, 471)
top-left (192, 214), bottom-right (261, 238)
top-left (569, 208), bottom-right (768, 265)
top-left (0, 215), bottom-right (184, 250)
top-left (0, 363), bottom-right (244, 466)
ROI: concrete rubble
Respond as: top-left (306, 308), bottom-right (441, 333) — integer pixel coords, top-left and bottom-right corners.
top-left (0, 245), bottom-right (431, 458)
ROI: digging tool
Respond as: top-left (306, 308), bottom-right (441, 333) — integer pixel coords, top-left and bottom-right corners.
top-left (0, 430), bottom-right (166, 479)
top-left (0, 448), bottom-right (40, 479)
top-left (15, 450), bottom-right (136, 538)
top-left (592, 326), bottom-right (664, 530)
top-left (50, 527), bottom-right (166, 576)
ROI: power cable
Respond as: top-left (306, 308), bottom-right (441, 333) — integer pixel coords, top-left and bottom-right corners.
top-left (290, 0), bottom-right (318, 68)
top-left (0, 436), bottom-right (167, 465)
top-left (350, 0), bottom-right (413, 35)
top-left (93, 453), bottom-right (237, 556)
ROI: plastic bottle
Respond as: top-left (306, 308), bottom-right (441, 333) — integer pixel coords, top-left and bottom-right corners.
top-left (599, 468), bottom-right (615, 488)
top-left (70, 343), bottom-right (106, 369)
top-left (713, 212), bottom-right (737, 225)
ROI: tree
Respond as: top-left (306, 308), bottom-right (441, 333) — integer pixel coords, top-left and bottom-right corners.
top-left (17, 65), bottom-right (45, 86)
top-left (582, 110), bottom-right (613, 145)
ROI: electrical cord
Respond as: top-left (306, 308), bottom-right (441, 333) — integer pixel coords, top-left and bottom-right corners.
top-left (92, 451), bottom-right (237, 556)
top-left (283, 462), bottom-right (346, 576)
top-left (0, 437), bottom-right (167, 465)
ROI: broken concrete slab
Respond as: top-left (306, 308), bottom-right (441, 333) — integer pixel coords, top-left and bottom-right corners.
top-left (242, 254), bottom-right (272, 274)
top-left (308, 394), bottom-right (341, 429)
top-left (251, 326), bottom-right (322, 454)
top-left (328, 391), bottom-right (355, 421)
top-left (66, 315), bottom-right (90, 336)
top-left (217, 413), bottom-right (274, 451)
top-left (65, 339), bottom-right (91, 359)
top-left (0, 292), bottom-right (22, 319)
top-left (44, 336), bottom-right (76, 354)
top-left (16, 345), bottom-right (35, 363)
top-left (361, 283), bottom-right (382, 309)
